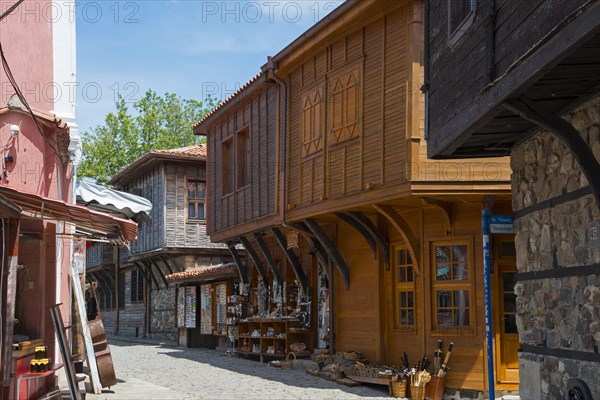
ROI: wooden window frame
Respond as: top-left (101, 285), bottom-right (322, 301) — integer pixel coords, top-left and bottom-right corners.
top-left (429, 237), bottom-right (476, 334)
top-left (327, 63), bottom-right (363, 148)
top-left (301, 82), bottom-right (325, 159)
top-left (130, 269), bottom-right (144, 303)
top-left (447, 0), bottom-right (477, 47)
top-left (221, 136), bottom-right (234, 197)
top-left (235, 126), bottom-right (251, 191)
top-left (186, 178), bottom-right (206, 223)
top-left (392, 244), bottom-right (417, 333)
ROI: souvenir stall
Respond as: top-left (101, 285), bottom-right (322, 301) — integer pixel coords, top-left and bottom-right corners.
top-left (167, 263), bottom-right (239, 349)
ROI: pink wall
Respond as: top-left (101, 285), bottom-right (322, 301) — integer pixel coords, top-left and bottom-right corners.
top-left (0, 0), bottom-right (55, 111)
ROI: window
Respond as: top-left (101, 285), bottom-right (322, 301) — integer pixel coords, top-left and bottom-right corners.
top-left (236, 128), bottom-right (249, 188)
top-left (130, 269), bottom-right (144, 303)
top-left (448, 0), bottom-right (477, 46)
top-left (222, 138), bottom-right (234, 195)
top-left (329, 68), bottom-right (360, 145)
top-left (187, 180), bottom-right (206, 221)
top-left (393, 247), bottom-right (415, 329)
top-left (432, 242), bottom-right (471, 327)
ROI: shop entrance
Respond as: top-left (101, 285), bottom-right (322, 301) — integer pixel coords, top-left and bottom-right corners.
top-left (493, 237), bottom-right (519, 384)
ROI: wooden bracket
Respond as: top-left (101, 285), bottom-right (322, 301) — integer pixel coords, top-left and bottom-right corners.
top-left (226, 240), bottom-right (248, 284)
top-left (504, 97), bottom-right (600, 210)
top-left (304, 218), bottom-right (350, 289)
top-left (148, 258), bottom-right (170, 288)
top-left (134, 262), bottom-right (155, 290)
top-left (142, 260), bottom-right (163, 290)
top-left (271, 227), bottom-right (309, 292)
top-left (421, 197), bottom-right (454, 235)
top-left (238, 235), bottom-right (269, 283)
top-left (372, 204), bottom-right (421, 276)
top-left (335, 212), bottom-right (377, 258)
top-left (158, 254), bottom-right (175, 275)
top-left (253, 232), bottom-right (282, 284)
top-left (347, 211), bottom-right (391, 270)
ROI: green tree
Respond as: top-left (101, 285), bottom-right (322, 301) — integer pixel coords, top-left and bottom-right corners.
top-left (79, 90), bottom-right (217, 184)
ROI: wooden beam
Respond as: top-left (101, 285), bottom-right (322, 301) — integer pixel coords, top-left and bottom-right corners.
top-left (503, 97), bottom-right (600, 209)
top-left (373, 204), bottom-right (421, 276)
top-left (226, 241), bottom-right (248, 284)
top-left (98, 268), bottom-right (116, 293)
top-left (347, 212), bottom-right (391, 270)
top-left (134, 262), bottom-right (155, 290)
top-left (238, 236), bottom-right (269, 283)
top-left (304, 219), bottom-right (350, 289)
top-left (142, 260), bottom-right (161, 290)
top-left (158, 255), bottom-right (175, 275)
top-left (421, 197), bottom-right (454, 234)
top-left (271, 227), bottom-right (309, 292)
top-left (149, 258), bottom-right (170, 288)
top-left (335, 212), bottom-right (377, 258)
top-left (253, 232), bottom-right (282, 283)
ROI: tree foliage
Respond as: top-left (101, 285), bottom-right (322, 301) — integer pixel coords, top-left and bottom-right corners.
top-left (79, 90), bottom-right (217, 184)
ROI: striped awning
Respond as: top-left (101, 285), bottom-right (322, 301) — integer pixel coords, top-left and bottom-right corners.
top-left (0, 185), bottom-right (137, 243)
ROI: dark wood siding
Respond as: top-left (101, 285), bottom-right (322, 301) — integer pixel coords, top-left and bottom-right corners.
top-left (86, 243), bottom-right (114, 269)
top-left (206, 84), bottom-right (278, 236)
top-left (427, 0), bottom-right (589, 143)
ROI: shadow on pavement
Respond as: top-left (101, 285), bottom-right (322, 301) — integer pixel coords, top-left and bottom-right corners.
top-left (108, 339), bottom-right (390, 398)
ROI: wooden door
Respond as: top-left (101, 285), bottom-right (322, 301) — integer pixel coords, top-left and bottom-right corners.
top-left (494, 238), bottom-right (519, 384)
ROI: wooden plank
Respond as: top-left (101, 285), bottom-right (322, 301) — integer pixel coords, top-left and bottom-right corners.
top-left (50, 305), bottom-right (83, 399)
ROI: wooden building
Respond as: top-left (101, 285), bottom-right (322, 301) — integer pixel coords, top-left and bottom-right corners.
top-left (86, 145), bottom-right (235, 348)
top-left (194, 0), bottom-right (519, 395)
top-left (423, 0), bottom-right (600, 399)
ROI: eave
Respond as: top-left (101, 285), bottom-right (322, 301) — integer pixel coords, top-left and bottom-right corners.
top-left (427, 1), bottom-right (600, 159)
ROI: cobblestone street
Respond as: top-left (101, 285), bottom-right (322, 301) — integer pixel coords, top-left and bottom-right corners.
top-left (86, 340), bottom-right (391, 400)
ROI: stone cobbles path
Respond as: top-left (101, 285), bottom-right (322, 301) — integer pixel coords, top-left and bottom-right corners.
top-left (86, 340), bottom-right (392, 400)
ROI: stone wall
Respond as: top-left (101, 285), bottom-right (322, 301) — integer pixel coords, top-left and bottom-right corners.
top-left (149, 286), bottom-right (177, 343)
top-left (511, 95), bottom-right (600, 400)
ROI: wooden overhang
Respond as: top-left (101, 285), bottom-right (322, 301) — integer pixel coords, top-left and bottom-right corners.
top-left (426, 1), bottom-right (600, 159)
top-left (0, 185), bottom-right (137, 244)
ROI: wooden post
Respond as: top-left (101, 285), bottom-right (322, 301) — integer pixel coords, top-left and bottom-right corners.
top-left (70, 261), bottom-right (102, 394)
top-left (114, 251), bottom-right (120, 335)
top-left (2, 219), bottom-right (19, 391)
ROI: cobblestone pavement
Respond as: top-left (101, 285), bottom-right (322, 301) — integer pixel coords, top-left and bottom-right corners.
top-left (85, 340), bottom-right (392, 400)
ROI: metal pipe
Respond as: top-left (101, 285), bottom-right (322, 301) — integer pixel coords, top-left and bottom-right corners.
top-left (482, 208), bottom-right (495, 399)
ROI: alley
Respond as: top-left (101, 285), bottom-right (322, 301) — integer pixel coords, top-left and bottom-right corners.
top-left (86, 340), bottom-right (391, 400)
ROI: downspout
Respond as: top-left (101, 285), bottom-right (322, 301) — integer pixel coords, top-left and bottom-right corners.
top-left (266, 56), bottom-right (288, 228)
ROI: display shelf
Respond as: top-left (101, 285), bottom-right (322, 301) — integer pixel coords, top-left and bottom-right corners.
top-left (237, 319), bottom-right (311, 363)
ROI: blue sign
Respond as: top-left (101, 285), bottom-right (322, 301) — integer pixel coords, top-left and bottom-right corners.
top-left (489, 215), bottom-right (513, 234)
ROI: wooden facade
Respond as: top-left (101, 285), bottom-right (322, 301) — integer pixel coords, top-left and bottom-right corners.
top-left (87, 146), bottom-right (233, 344)
top-left (195, 0), bottom-right (517, 394)
top-left (424, 0), bottom-right (600, 158)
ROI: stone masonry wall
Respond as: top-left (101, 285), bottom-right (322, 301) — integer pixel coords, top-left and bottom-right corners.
top-left (149, 286), bottom-right (177, 343)
top-left (511, 96), bottom-right (600, 400)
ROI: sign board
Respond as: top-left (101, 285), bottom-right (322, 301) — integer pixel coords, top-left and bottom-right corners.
top-left (490, 215), bottom-right (513, 234)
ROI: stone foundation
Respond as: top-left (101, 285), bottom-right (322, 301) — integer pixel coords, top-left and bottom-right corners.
top-left (511, 95), bottom-right (600, 400)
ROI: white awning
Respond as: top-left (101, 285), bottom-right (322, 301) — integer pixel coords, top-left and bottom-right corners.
top-left (76, 180), bottom-right (152, 219)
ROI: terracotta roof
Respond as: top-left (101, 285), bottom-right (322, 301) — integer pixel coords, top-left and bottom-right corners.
top-left (193, 73), bottom-right (263, 130)
top-left (109, 144), bottom-right (206, 186)
top-left (165, 263), bottom-right (239, 282)
top-left (151, 144), bottom-right (207, 158)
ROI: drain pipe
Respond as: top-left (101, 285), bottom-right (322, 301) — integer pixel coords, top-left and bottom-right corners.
top-left (266, 56), bottom-right (289, 228)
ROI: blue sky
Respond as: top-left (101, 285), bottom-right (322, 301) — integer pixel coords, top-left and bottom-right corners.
top-left (76, 1), bottom-right (343, 135)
